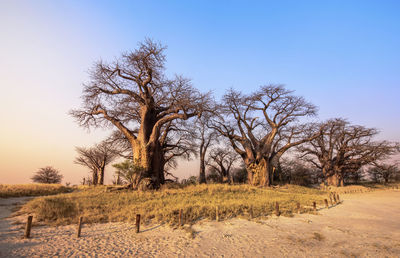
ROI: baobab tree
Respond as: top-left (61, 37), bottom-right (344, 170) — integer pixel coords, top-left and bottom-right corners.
top-left (368, 162), bottom-right (399, 184)
top-left (71, 39), bottom-right (211, 188)
top-left (212, 85), bottom-right (318, 186)
top-left (299, 118), bottom-right (398, 186)
top-left (75, 141), bottom-right (118, 185)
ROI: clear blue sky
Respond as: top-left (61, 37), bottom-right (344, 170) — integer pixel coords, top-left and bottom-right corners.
top-left (0, 0), bottom-right (399, 183)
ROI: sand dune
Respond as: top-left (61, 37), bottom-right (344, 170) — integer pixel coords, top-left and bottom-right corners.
top-left (1, 190), bottom-right (399, 257)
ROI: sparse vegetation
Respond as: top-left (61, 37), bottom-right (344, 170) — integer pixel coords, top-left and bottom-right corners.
top-left (0, 184), bottom-right (72, 198)
top-left (75, 140), bottom-right (118, 185)
top-left (20, 184), bottom-right (327, 226)
top-left (112, 159), bottom-right (146, 187)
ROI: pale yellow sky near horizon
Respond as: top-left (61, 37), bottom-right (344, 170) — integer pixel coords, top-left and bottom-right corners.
top-left (0, 3), bottom-right (198, 185)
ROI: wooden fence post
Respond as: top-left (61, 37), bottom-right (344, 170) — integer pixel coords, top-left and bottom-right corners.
top-left (179, 209), bottom-right (183, 226)
top-left (136, 214), bottom-right (141, 233)
top-left (297, 202), bottom-right (301, 214)
top-left (216, 206), bottom-right (219, 222)
top-left (324, 199), bottom-right (329, 208)
top-left (24, 216), bottom-right (33, 238)
top-left (275, 202), bottom-right (280, 216)
top-left (336, 194), bottom-right (340, 203)
top-left (77, 216), bottom-right (83, 238)
top-left (313, 201), bottom-right (317, 212)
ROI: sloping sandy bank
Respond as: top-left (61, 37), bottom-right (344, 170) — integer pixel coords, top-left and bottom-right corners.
top-left (0, 190), bottom-right (399, 257)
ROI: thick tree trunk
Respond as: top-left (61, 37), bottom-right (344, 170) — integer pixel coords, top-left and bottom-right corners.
top-left (322, 167), bottom-right (337, 186)
top-left (132, 139), bottom-right (165, 189)
top-left (246, 158), bottom-right (272, 186)
top-left (246, 165), bottom-right (254, 185)
top-left (129, 106), bottom-right (166, 189)
top-left (326, 173), bottom-right (340, 186)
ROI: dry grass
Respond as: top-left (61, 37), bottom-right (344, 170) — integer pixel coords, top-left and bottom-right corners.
top-left (0, 184), bottom-right (72, 198)
top-left (20, 184), bottom-right (328, 226)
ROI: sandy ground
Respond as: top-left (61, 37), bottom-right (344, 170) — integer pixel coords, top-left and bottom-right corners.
top-left (0, 190), bottom-right (399, 257)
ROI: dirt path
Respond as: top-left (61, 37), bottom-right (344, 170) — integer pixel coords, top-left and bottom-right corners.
top-left (0, 197), bottom-right (34, 257)
top-left (0, 190), bottom-right (399, 257)
top-left (0, 197), bottom-right (33, 234)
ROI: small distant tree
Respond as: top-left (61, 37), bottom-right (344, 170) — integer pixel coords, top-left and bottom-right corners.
top-left (207, 147), bottom-right (238, 183)
top-left (75, 140), bottom-right (118, 185)
top-left (280, 159), bottom-right (320, 186)
top-left (189, 111), bottom-right (219, 184)
top-left (31, 166), bottom-right (63, 184)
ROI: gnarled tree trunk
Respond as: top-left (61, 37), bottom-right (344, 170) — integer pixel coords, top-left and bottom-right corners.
top-left (246, 158), bottom-right (272, 186)
top-left (325, 173), bottom-right (340, 187)
top-left (131, 137), bottom-right (165, 189)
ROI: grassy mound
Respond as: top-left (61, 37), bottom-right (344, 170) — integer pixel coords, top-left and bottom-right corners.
top-left (0, 184), bottom-right (72, 198)
top-left (21, 184), bottom-right (328, 226)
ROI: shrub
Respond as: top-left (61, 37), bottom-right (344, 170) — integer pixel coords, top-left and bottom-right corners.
top-left (31, 166), bottom-right (63, 184)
